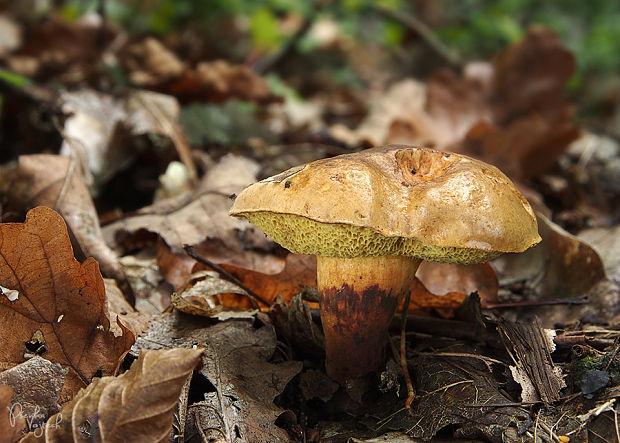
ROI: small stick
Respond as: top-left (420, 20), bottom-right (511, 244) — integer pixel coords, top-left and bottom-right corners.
top-left (183, 245), bottom-right (271, 308)
top-left (485, 296), bottom-right (588, 309)
top-left (400, 291), bottom-right (415, 408)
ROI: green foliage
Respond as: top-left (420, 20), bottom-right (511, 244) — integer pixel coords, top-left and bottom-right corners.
top-left (435, 0), bottom-right (620, 78)
top-left (64, 0), bottom-right (617, 91)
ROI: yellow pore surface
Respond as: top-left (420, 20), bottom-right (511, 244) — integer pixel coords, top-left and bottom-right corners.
top-left (244, 211), bottom-right (501, 263)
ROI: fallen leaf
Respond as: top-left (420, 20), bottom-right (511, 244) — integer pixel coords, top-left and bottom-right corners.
top-left (103, 154), bottom-right (266, 254)
top-left (104, 278), bottom-right (150, 339)
top-left (578, 224), bottom-right (620, 283)
top-left (329, 79), bottom-right (433, 148)
top-left (492, 213), bottom-right (614, 327)
top-left (492, 26), bottom-right (576, 123)
top-left (494, 213), bottom-right (606, 300)
top-left (0, 356), bottom-right (67, 434)
top-left (0, 207), bottom-right (134, 400)
top-left (376, 343), bottom-right (531, 441)
top-left (412, 262), bottom-right (499, 309)
top-left (0, 385), bottom-right (25, 443)
top-left (217, 254), bottom-right (317, 307)
top-left (5, 16), bottom-right (114, 83)
top-left (21, 348), bottom-right (203, 442)
top-left (7, 154), bottom-right (131, 301)
top-left (121, 37), bottom-right (184, 86)
top-left (58, 89), bottom-right (188, 189)
top-left (134, 313), bottom-right (302, 442)
top-left (171, 270), bottom-right (255, 318)
top-left (169, 59), bottom-right (276, 103)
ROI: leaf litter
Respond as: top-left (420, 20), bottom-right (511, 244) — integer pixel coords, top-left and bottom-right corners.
top-left (0, 6), bottom-right (619, 442)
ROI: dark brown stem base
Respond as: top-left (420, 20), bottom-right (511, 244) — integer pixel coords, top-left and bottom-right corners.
top-left (317, 256), bottom-right (421, 383)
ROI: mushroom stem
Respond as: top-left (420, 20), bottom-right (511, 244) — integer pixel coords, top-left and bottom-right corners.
top-left (317, 255), bottom-right (422, 383)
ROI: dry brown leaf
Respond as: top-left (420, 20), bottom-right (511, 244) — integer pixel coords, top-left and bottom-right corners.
top-left (407, 278), bottom-right (468, 311)
top-left (415, 262), bottom-right (499, 308)
top-left (0, 206), bottom-right (134, 401)
top-left (0, 385), bottom-right (24, 443)
top-left (330, 27), bottom-right (578, 182)
top-left (492, 26), bottom-right (576, 122)
top-left (495, 213), bottom-right (605, 300)
top-left (7, 154), bottom-right (131, 298)
top-left (158, 237), bottom-right (285, 290)
top-left (121, 37), bottom-right (184, 86)
top-left (171, 270), bottom-right (255, 319)
top-left (217, 254), bottom-right (317, 308)
top-left (169, 59), bottom-right (276, 103)
top-left (21, 348), bottom-right (203, 442)
top-left (104, 278), bottom-right (150, 339)
top-left (5, 16), bottom-right (114, 83)
top-left (329, 79), bottom-right (433, 147)
top-left (103, 154), bottom-right (267, 255)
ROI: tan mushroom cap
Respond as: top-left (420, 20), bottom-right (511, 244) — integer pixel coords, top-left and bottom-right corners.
top-left (230, 145), bottom-right (541, 264)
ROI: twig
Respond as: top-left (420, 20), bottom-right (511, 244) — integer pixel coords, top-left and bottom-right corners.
top-left (183, 245), bottom-right (271, 308)
top-left (400, 291), bottom-right (415, 408)
top-left (253, 12), bottom-right (316, 74)
top-left (374, 5), bottom-right (462, 68)
top-left (614, 409), bottom-right (620, 443)
top-left (605, 337), bottom-right (620, 371)
top-left (132, 92), bottom-right (198, 186)
top-left (485, 295), bottom-right (588, 309)
top-left (538, 419), bottom-right (566, 443)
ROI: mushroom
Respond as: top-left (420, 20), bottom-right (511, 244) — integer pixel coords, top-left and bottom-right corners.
top-left (230, 145), bottom-right (541, 383)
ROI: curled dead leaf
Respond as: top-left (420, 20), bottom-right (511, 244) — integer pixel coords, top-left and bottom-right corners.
top-left (21, 348), bottom-right (203, 442)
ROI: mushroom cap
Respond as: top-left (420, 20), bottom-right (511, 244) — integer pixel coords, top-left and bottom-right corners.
top-left (230, 145), bottom-right (541, 263)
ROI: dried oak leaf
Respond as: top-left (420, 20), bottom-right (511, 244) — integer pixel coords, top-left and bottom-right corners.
top-left (0, 207), bottom-right (134, 400)
top-left (377, 343), bottom-right (530, 442)
top-left (0, 385), bottom-right (24, 443)
top-left (21, 348), bottom-right (203, 442)
top-left (7, 154), bottom-right (131, 298)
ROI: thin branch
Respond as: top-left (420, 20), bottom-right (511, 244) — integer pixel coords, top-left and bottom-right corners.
top-left (374, 6), bottom-right (462, 68)
top-left (400, 292), bottom-right (415, 408)
top-left (183, 245), bottom-right (271, 308)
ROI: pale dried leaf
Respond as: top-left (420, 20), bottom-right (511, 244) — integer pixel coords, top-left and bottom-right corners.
top-left (21, 348), bottom-right (203, 442)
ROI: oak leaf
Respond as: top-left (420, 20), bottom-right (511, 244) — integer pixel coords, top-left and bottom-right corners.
top-left (0, 207), bottom-right (134, 400)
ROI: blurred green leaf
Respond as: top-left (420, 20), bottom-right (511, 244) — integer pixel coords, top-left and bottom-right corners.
top-left (0, 69), bottom-right (33, 88)
top-left (250, 8), bottom-right (283, 51)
